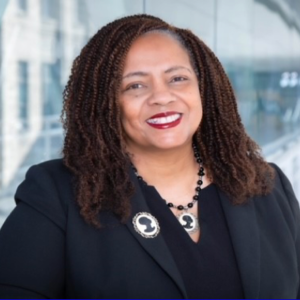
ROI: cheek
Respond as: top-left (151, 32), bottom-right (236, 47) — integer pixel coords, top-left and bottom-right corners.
top-left (191, 92), bottom-right (202, 111)
top-left (120, 101), bottom-right (141, 127)
top-left (192, 95), bottom-right (203, 123)
top-left (196, 91), bottom-right (203, 112)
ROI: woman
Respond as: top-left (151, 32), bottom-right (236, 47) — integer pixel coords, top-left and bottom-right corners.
top-left (0, 14), bottom-right (299, 299)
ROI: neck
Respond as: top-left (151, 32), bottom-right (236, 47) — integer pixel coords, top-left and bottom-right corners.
top-left (129, 144), bottom-right (197, 187)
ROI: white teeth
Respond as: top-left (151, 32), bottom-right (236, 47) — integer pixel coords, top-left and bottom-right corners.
top-left (147, 114), bottom-right (181, 125)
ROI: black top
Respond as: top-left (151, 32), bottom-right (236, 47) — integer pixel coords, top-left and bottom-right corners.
top-left (0, 160), bottom-right (299, 298)
top-left (140, 182), bottom-right (245, 299)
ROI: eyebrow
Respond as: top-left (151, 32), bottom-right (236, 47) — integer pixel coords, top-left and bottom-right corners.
top-left (122, 66), bottom-right (192, 80)
top-left (165, 66), bottom-right (192, 74)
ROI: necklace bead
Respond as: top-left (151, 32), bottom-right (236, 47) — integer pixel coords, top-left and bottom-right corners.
top-left (132, 144), bottom-right (204, 212)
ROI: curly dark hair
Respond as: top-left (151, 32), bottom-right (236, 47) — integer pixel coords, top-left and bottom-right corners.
top-left (61, 14), bottom-right (274, 227)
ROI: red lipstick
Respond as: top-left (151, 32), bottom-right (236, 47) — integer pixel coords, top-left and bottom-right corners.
top-left (146, 112), bottom-right (182, 130)
top-left (148, 111), bottom-right (179, 119)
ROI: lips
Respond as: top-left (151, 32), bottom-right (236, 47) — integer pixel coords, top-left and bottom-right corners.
top-left (146, 112), bottom-right (182, 129)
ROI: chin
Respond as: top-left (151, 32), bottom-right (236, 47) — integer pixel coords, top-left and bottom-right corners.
top-left (150, 139), bottom-right (192, 151)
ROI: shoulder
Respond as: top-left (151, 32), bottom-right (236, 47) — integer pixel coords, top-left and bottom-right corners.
top-left (26, 158), bottom-right (72, 179)
top-left (258, 162), bottom-right (300, 237)
top-left (14, 159), bottom-right (74, 230)
top-left (16, 159), bottom-right (74, 202)
top-left (269, 163), bottom-right (298, 201)
top-left (268, 162), bottom-right (299, 211)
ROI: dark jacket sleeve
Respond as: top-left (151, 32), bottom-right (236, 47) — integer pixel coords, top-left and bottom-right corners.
top-left (272, 163), bottom-right (300, 298)
top-left (0, 164), bottom-right (67, 299)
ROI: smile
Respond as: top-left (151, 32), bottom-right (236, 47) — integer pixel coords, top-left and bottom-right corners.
top-left (146, 113), bottom-right (182, 129)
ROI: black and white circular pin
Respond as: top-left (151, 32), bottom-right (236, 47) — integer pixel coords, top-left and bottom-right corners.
top-left (132, 212), bottom-right (160, 238)
top-left (177, 212), bottom-right (199, 234)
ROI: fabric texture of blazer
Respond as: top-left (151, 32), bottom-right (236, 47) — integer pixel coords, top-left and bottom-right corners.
top-left (0, 159), bottom-right (299, 299)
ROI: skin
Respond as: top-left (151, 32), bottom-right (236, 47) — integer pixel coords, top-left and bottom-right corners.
top-left (119, 32), bottom-right (211, 243)
top-left (119, 32), bottom-right (202, 153)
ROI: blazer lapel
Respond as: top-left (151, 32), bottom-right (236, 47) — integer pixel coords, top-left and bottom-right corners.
top-left (219, 190), bottom-right (260, 299)
top-left (125, 169), bottom-right (188, 299)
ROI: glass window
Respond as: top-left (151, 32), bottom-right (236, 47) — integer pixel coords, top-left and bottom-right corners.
top-left (76, 0), bottom-right (87, 25)
top-left (213, 0), bottom-right (300, 146)
top-left (41, 0), bottom-right (59, 19)
top-left (146, 0), bottom-right (216, 48)
top-left (17, 0), bottom-right (27, 11)
top-left (42, 61), bottom-right (62, 117)
top-left (18, 61), bottom-right (29, 130)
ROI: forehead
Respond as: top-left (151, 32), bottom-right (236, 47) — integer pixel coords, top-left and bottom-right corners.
top-left (123, 32), bottom-right (191, 69)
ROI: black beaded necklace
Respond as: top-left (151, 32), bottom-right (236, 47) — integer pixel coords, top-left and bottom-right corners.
top-left (132, 144), bottom-right (204, 234)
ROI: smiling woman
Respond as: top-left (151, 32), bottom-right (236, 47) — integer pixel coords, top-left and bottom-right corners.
top-left (119, 31), bottom-right (202, 153)
top-left (0, 14), bottom-right (299, 299)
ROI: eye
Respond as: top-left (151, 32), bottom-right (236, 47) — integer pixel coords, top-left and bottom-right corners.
top-left (171, 76), bottom-right (188, 83)
top-left (125, 83), bottom-right (144, 91)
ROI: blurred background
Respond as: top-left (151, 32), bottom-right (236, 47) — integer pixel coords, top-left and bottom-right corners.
top-left (0, 0), bottom-right (300, 227)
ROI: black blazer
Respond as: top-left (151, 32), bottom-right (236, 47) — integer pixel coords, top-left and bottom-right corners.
top-left (0, 159), bottom-right (299, 299)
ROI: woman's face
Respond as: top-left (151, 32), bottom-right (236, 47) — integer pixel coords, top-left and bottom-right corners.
top-left (118, 32), bottom-right (202, 153)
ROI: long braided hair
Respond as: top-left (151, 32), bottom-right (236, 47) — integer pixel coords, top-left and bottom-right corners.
top-left (61, 14), bottom-right (274, 227)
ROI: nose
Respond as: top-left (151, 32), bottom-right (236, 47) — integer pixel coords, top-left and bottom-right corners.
top-left (147, 81), bottom-right (176, 106)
